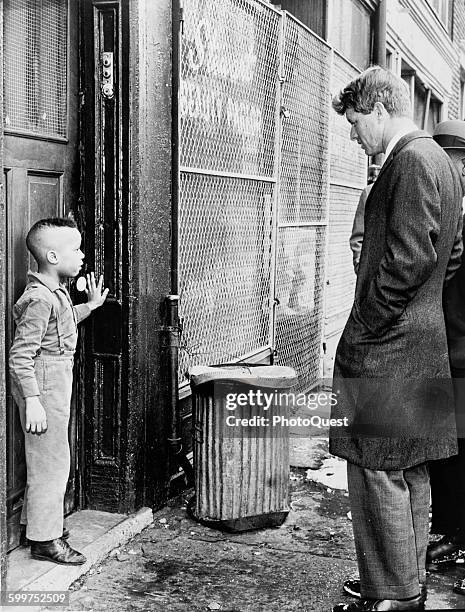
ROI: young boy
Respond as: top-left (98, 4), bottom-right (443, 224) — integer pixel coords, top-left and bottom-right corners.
top-left (9, 217), bottom-right (108, 565)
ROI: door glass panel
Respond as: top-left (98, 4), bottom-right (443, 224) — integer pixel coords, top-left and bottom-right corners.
top-left (3, 0), bottom-right (68, 139)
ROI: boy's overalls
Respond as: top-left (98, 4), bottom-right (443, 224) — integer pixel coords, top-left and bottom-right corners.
top-left (9, 271), bottom-right (90, 542)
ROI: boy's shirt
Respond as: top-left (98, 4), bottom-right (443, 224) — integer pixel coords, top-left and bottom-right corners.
top-left (9, 271), bottom-right (91, 398)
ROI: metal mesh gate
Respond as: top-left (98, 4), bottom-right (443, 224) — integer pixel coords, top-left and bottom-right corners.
top-left (179, 0), bottom-right (359, 393)
top-left (178, 174), bottom-right (274, 378)
top-left (274, 13), bottom-right (331, 392)
top-left (178, 0), bottom-right (281, 381)
top-left (325, 52), bottom-right (366, 347)
top-left (3, 0), bottom-right (68, 139)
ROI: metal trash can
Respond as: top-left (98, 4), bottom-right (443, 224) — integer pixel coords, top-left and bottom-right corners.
top-left (189, 364), bottom-right (298, 532)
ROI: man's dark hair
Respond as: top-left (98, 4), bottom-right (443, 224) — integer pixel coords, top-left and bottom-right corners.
top-left (332, 66), bottom-right (412, 117)
top-left (26, 217), bottom-right (78, 262)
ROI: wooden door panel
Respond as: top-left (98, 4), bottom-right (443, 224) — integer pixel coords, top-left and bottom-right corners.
top-left (81, 0), bottom-right (125, 511)
top-left (5, 0), bottom-right (80, 550)
top-left (6, 166), bottom-right (65, 549)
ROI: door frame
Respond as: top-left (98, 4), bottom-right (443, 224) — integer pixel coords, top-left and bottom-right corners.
top-left (4, 0), bottom-right (81, 549)
top-left (78, 0), bottom-right (174, 514)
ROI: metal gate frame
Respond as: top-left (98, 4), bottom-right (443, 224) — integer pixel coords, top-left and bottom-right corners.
top-left (325, 51), bottom-right (366, 364)
top-left (178, 0), bottom-right (282, 393)
top-left (177, 0), bottom-right (354, 396)
top-left (273, 11), bottom-right (331, 393)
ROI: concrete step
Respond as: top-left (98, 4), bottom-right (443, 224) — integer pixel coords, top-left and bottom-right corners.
top-left (6, 507), bottom-right (153, 595)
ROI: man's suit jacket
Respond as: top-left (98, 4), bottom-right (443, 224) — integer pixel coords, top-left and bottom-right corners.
top-left (330, 131), bottom-right (463, 470)
top-left (444, 213), bottom-right (465, 369)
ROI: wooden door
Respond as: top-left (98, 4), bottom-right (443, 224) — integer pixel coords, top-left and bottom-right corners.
top-left (80, 0), bottom-right (126, 512)
top-left (5, 0), bottom-right (81, 550)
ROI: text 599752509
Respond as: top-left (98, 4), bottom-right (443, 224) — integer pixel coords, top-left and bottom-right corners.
top-left (1, 591), bottom-right (69, 606)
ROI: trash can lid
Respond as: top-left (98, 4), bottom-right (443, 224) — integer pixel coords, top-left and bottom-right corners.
top-left (189, 364), bottom-right (298, 389)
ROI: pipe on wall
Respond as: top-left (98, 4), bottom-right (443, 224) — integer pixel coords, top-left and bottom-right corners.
top-left (165, 295), bottom-right (194, 486)
top-left (166, 0), bottom-right (193, 487)
top-left (373, 0), bottom-right (387, 168)
top-left (373, 0), bottom-right (387, 68)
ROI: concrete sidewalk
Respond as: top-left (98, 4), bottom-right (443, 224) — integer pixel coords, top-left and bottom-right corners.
top-left (48, 438), bottom-right (465, 611)
top-left (5, 508), bottom-right (153, 594)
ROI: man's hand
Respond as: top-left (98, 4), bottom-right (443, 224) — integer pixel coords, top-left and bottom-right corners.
top-left (25, 396), bottom-right (47, 435)
top-left (85, 272), bottom-right (109, 311)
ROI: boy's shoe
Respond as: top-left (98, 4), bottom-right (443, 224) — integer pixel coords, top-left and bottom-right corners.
top-left (343, 579), bottom-right (427, 603)
top-left (332, 595), bottom-right (424, 611)
top-left (20, 526), bottom-right (70, 547)
top-left (31, 538), bottom-right (86, 565)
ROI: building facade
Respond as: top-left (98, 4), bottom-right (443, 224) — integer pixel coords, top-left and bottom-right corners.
top-left (322, 0), bottom-right (465, 365)
top-left (1, 0), bottom-right (464, 588)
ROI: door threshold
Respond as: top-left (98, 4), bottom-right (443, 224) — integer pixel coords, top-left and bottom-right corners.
top-left (6, 507), bottom-right (153, 594)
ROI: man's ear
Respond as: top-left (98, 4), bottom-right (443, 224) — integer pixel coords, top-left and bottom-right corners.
top-left (373, 101), bottom-right (387, 120)
top-left (46, 250), bottom-right (58, 264)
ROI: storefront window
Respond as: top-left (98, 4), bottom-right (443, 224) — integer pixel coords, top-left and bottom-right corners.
top-left (401, 63), bottom-right (442, 134)
top-left (413, 78), bottom-right (442, 134)
top-left (276, 0), bottom-right (327, 39)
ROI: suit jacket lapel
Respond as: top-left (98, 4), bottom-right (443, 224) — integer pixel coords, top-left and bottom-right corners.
top-left (376, 130), bottom-right (431, 182)
top-left (363, 130), bottom-right (432, 210)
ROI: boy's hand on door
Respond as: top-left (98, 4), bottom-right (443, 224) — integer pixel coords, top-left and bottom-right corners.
top-left (85, 272), bottom-right (109, 310)
top-left (25, 397), bottom-right (47, 435)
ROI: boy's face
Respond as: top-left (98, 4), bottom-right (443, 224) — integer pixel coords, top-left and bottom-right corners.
top-left (45, 227), bottom-right (84, 278)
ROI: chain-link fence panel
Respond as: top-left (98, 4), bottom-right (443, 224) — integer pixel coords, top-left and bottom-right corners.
top-left (274, 15), bottom-right (330, 393)
top-left (179, 0), bottom-right (281, 383)
top-left (329, 52), bottom-right (366, 187)
top-left (178, 173), bottom-right (274, 382)
top-left (180, 0), bottom-right (281, 177)
top-left (274, 226), bottom-right (326, 393)
top-left (325, 185), bottom-right (361, 327)
top-left (325, 52), bottom-right (367, 349)
top-left (3, 0), bottom-right (68, 138)
top-left (279, 13), bottom-right (331, 224)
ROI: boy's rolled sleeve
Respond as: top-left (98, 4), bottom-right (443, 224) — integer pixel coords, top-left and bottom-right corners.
top-left (73, 303), bottom-right (92, 324)
top-left (9, 298), bottom-right (52, 398)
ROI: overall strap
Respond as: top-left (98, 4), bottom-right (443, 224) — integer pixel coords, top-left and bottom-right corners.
top-left (62, 286), bottom-right (78, 330)
top-left (53, 295), bottom-right (65, 355)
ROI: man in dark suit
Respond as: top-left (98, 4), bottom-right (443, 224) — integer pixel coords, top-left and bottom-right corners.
top-left (427, 121), bottom-right (465, 576)
top-left (329, 67), bottom-right (463, 612)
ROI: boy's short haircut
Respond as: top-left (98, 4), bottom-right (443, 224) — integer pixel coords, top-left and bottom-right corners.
top-left (332, 66), bottom-right (412, 118)
top-left (26, 217), bottom-right (78, 263)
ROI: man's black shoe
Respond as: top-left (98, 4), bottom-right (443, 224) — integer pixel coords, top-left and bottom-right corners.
top-left (343, 579), bottom-right (427, 602)
top-left (453, 578), bottom-right (465, 596)
top-left (31, 538), bottom-right (86, 565)
top-left (426, 535), bottom-right (464, 565)
top-left (20, 526), bottom-right (70, 547)
top-left (332, 595), bottom-right (424, 611)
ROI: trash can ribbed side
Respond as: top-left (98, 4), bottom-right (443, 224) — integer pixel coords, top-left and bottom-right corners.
top-left (194, 382), bottom-right (289, 523)
top-left (190, 365), bottom-right (297, 532)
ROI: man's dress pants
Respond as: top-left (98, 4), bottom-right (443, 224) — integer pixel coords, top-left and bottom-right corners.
top-left (347, 462), bottom-right (429, 600)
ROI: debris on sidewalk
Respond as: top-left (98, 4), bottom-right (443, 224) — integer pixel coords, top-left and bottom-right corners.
top-left (58, 440), bottom-right (465, 611)
top-left (305, 457), bottom-right (348, 491)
